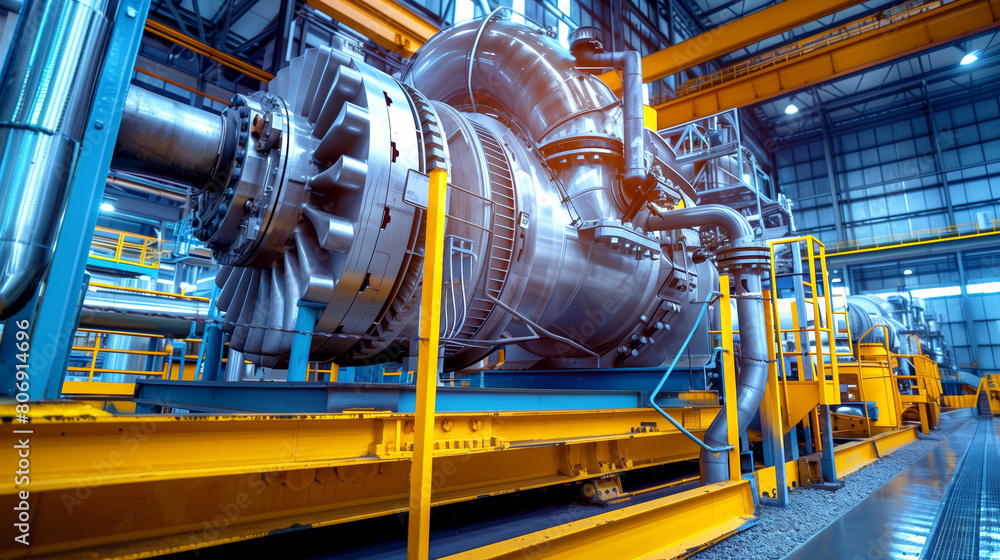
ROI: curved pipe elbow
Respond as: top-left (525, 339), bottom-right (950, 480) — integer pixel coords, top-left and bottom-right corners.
top-left (646, 205), bottom-right (766, 484)
top-left (574, 49), bottom-right (646, 189)
top-left (405, 20), bottom-right (618, 144)
top-left (646, 204), bottom-right (755, 244)
top-left (0, 251), bottom-right (44, 319)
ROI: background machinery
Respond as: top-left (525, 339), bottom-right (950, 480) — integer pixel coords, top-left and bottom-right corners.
top-left (0, 2), bottom-right (977, 559)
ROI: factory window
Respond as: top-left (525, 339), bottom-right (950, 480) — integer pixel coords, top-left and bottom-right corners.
top-left (967, 281), bottom-right (1000, 295)
top-left (512, 0), bottom-right (525, 24)
top-left (557, 0), bottom-right (571, 49)
top-left (873, 286), bottom-right (962, 300)
top-left (454, 0), bottom-right (475, 23)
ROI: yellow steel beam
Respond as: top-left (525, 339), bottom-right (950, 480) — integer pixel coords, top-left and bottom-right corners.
top-left (134, 67), bottom-right (229, 104)
top-left (144, 19), bottom-right (273, 82)
top-left (307, 0), bottom-right (439, 57)
top-left (753, 460), bottom-right (800, 499)
top-left (601, 0), bottom-right (869, 92)
top-left (4, 401), bottom-right (719, 492)
top-left (762, 424), bottom-right (916, 495)
top-left (438, 480), bottom-right (755, 560)
top-left (408, 169), bottom-right (447, 559)
top-left (60, 381), bottom-right (137, 396)
top-left (1, 402), bottom-right (719, 558)
top-left (654, 0), bottom-right (1000, 127)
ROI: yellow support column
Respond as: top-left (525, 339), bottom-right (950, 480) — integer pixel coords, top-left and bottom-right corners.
top-left (760, 289), bottom-right (788, 505)
top-left (719, 275), bottom-right (741, 480)
top-left (407, 168), bottom-right (448, 560)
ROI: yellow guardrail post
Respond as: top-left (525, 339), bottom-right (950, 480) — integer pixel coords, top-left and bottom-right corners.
top-left (719, 275), bottom-right (741, 481)
top-left (760, 288), bottom-right (788, 505)
top-left (407, 167), bottom-right (448, 560)
top-left (87, 335), bottom-right (101, 382)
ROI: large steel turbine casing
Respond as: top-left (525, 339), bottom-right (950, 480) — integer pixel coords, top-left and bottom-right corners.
top-left (186, 17), bottom-right (717, 369)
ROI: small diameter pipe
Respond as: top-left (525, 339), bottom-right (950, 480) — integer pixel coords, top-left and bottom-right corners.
top-left (573, 47), bottom-right (647, 190)
top-left (649, 290), bottom-right (733, 453)
top-left (646, 204), bottom-right (769, 484)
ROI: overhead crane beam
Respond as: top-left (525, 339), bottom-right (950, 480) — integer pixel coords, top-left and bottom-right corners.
top-left (306, 0), bottom-right (440, 57)
top-left (654, 0), bottom-right (1000, 127)
top-left (601, 0), bottom-right (870, 92)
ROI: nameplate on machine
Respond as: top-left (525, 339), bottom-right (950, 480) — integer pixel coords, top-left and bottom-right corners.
top-left (404, 169), bottom-right (430, 209)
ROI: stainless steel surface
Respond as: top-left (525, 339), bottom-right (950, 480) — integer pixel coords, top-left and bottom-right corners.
top-left (80, 289), bottom-right (211, 338)
top-left (783, 418), bottom-right (994, 560)
top-left (106, 171), bottom-right (187, 203)
top-left (224, 348), bottom-right (253, 381)
top-left (0, 0), bottom-right (110, 318)
top-left (112, 85), bottom-right (226, 188)
top-left (113, 15), bottom-right (765, 386)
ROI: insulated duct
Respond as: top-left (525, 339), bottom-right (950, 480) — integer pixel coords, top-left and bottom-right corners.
top-left (0, 0), bottom-right (111, 318)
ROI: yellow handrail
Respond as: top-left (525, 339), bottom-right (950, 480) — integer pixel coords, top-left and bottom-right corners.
top-left (828, 219), bottom-right (1000, 255)
top-left (88, 281), bottom-right (210, 302)
top-left (768, 236), bottom-right (841, 406)
top-left (90, 226), bottom-right (164, 270)
top-left (66, 332), bottom-right (172, 383)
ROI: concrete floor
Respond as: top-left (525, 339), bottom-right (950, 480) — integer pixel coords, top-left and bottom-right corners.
top-left (784, 417), bottom-right (999, 560)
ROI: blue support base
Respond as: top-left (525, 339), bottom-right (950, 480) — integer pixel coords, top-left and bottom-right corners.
top-left (287, 302), bottom-right (323, 382)
top-left (200, 324), bottom-right (225, 382)
top-left (476, 367), bottom-right (710, 392)
top-left (132, 379), bottom-right (716, 414)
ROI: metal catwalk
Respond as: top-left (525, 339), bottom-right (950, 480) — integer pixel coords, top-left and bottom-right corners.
top-left (785, 416), bottom-right (1000, 560)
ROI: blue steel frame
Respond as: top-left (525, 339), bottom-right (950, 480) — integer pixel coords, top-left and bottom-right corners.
top-left (132, 379), bottom-right (713, 414)
top-left (20, 0), bottom-right (152, 399)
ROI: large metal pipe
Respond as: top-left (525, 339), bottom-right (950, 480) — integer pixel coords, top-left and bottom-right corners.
top-left (647, 205), bottom-right (769, 484)
top-left (0, 0), bottom-right (111, 319)
top-left (647, 204), bottom-right (754, 241)
top-left (111, 85), bottom-right (227, 188)
top-left (80, 290), bottom-right (211, 338)
top-left (404, 18), bottom-right (619, 147)
top-left (106, 171), bottom-right (188, 203)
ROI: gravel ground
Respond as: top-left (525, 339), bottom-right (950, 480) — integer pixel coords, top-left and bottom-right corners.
top-left (689, 413), bottom-right (974, 560)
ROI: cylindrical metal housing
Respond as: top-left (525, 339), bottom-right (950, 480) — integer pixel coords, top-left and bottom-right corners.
top-left (112, 85), bottom-right (227, 188)
top-left (111, 16), bottom-right (737, 374)
top-left (80, 289), bottom-right (212, 338)
top-left (0, 0), bottom-right (111, 318)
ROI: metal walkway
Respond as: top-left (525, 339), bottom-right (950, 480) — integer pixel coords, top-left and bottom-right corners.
top-left (923, 419), bottom-right (1000, 560)
top-left (784, 415), bottom-right (999, 560)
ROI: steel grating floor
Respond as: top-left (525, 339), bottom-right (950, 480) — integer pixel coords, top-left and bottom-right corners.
top-left (924, 419), bottom-right (1000, 560)
top-left (785, 416), bottom-right (1000, 560)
